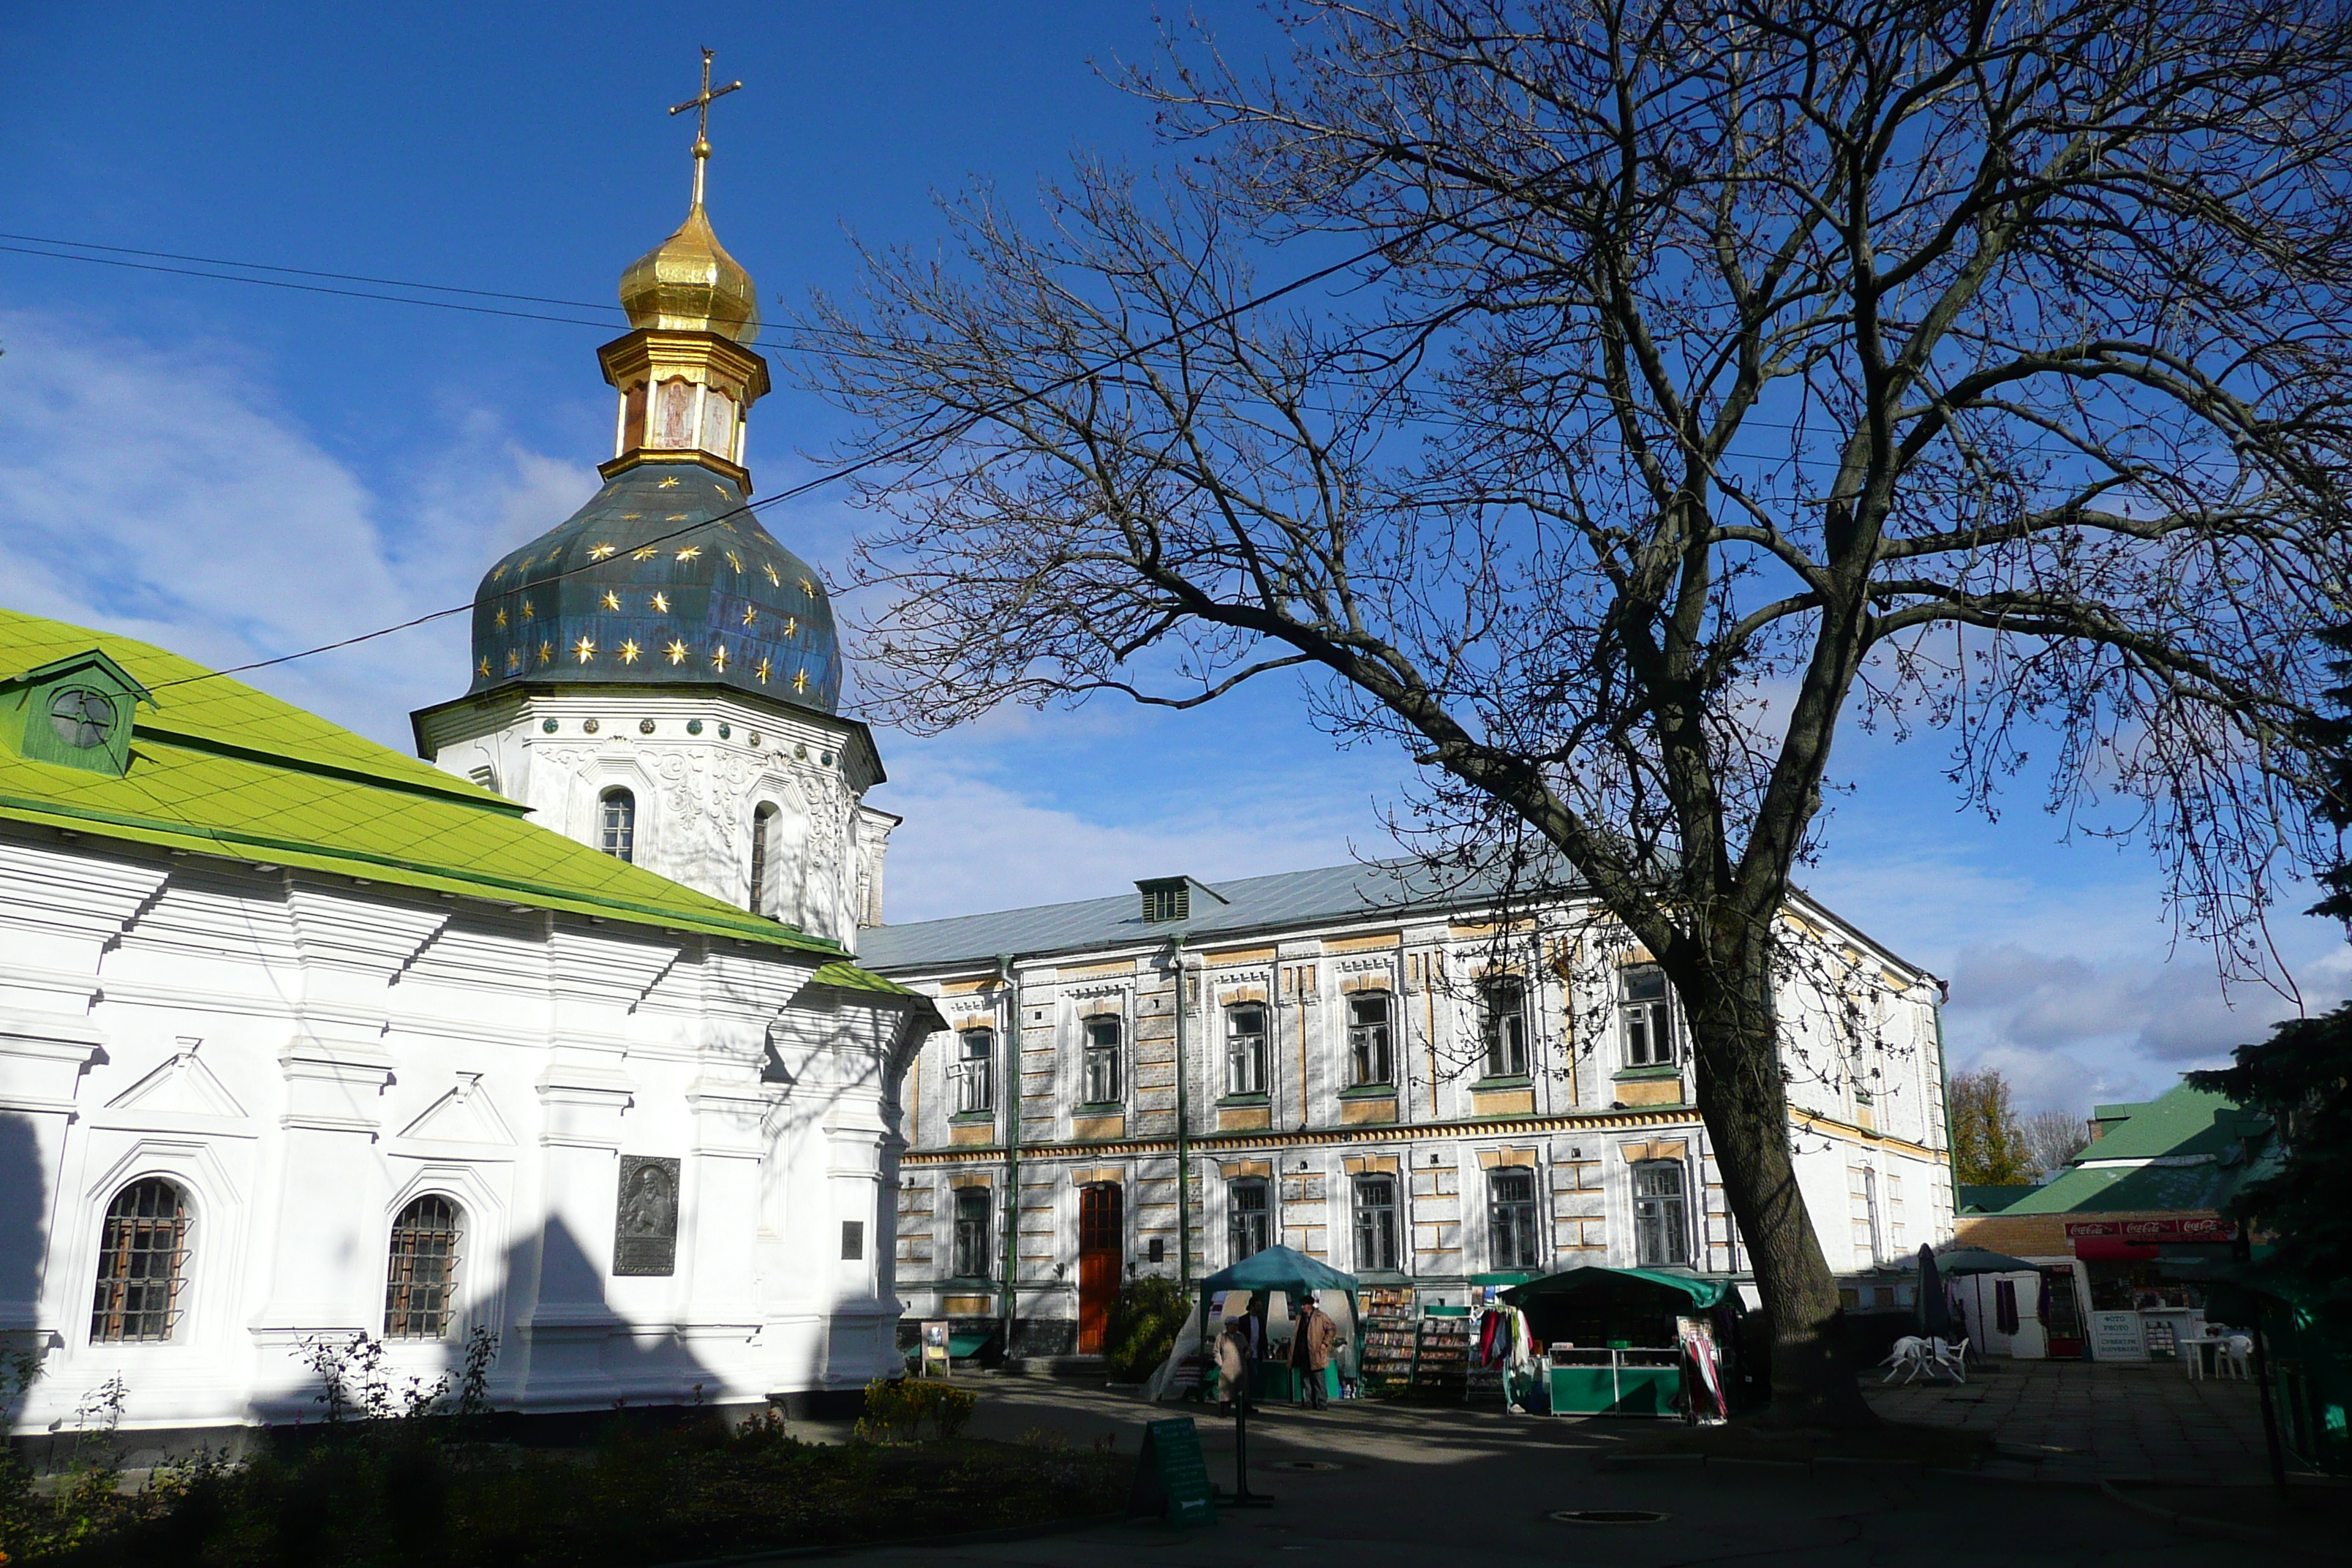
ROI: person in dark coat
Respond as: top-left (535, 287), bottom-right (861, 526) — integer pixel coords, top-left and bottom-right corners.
top-left (1291, 1300), bottom-right (1339, 1409)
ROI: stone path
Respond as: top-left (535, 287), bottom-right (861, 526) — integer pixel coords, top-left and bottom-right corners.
top-left (1863, 1357), bottom-right (2277, 1484)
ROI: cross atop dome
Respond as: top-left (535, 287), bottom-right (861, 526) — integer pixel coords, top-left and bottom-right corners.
top-left (619, 49), bottom-right (761, 349)
top-left (673, 47), bottom-right (742, 211)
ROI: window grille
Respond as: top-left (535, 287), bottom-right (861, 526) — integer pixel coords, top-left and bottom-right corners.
top-left (384, 1194), bottom-right (464, 1339)
top-left (954, 1028), bottom-right (995, 1114)
top-left (1481, 976), bottom-right (1529, 1077)
top-left (1353, 1175), bottom-right (1399, 1272)
top-left (1346, 994), bottom-right (1393, 1087)
top-left (1228, 1178), bottom-right (1270, 1262)
top-left (598, 788), bottom-right (636, 863)
top-left (951, 1188), bottom-right (992, 1278)
top-left (1082, 1017), bottom-right (1122, 1104)
top-left (89, 1177), bottom-right (190, 1343)
top-left (1632, 1161), bottom-right (1690, 1267)
top-left (1488, 1168), bottom-right (1539, 1269)
top-left (1225, 1004), bottom-right (1267, 1096)
top-left (747, 803), bottom-right (777, 914)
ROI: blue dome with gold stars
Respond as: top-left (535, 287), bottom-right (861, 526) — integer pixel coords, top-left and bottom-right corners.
top-left (467, 462), bottom-right (841, 711)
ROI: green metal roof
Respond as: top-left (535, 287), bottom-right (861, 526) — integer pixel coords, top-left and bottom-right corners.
top-left (1972, 1080), bottom-right (2277, 1216)
top-left (0, 608), bottom-right (919, 985)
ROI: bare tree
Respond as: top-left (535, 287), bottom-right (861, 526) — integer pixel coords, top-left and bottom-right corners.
top-left (799, 0), bottom-right (2352, 1422)
top-left (2021, 1107), bottom-right (2091, 1175)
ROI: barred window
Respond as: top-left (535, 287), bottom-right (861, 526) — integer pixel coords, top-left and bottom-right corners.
top-left (1225, 1004), bottom-right (1267, 1096)
top-left (599, 788), bottom-right (636, 863)
top-left (951, 1188), bottom-right (992, 1279)
top-left (384, 1195), bottom-right (464, 1340)
top-left (1082, 1017), bottom-right (1122, 1105)
top-left (1353, 1175), bottom-right (1399, 1272)
top-left (1346, 995), bottom-right (1393, 1087)
top-left (1229, 1178), bottom-right (1271, 1262)
top-left (747, 803), bottom-right (779, 914)
top-left (1488, 1168), bottom-right (1539, 1270)
top-left (1632, 1161), bottom-right (1690, 1267)
top-left (89, 1177), bottom-right (191, 1343)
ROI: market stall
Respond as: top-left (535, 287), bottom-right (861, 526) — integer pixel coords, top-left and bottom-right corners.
top-left (1501, 1266), bottom-right (1741, 1420)
top-left (1192, 1245), bottom-right (1361, 1406)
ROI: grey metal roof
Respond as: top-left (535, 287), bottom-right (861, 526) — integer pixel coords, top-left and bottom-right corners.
top-left (857, 856), bottom-right (1578, 973)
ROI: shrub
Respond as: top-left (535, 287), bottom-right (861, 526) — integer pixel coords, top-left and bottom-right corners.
top-left (1101, 1277), bottom-right (1188, 1382)
top-left (854, 1377), bottom-right (978, 1443)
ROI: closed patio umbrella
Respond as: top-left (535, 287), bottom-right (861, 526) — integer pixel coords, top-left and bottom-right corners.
top-left (1915, 1244), bottom-right (1956, 1339)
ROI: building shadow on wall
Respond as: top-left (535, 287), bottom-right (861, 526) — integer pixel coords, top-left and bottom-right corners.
top-left (0, 1113), bottom-right (52, 1419)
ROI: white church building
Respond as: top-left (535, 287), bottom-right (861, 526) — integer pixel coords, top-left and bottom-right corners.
top-left (0, 137), bottom-right (939, 1446)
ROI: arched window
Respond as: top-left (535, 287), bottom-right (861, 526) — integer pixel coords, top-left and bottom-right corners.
top-left (385, 1195), bottom-right (464, 1340)
top-left (598, 788), bottom-right (636, 863)
top-left (748, 803), bottom-right (779, 915)
top-left (90, 1177), bottom-right (190, 1343)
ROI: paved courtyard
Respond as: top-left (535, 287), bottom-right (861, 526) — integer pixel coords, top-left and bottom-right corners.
top-left (733, 1373), bottom-right (2334, 1568)
top-left (1863, 1357), bottom-right (2275, 1484)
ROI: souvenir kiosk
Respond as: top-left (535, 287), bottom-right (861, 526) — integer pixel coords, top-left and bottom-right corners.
top-left (1196, 1245), bottom-right (1361, 1405)
top-left (1501, 1267), bottom-right (1741, 1420)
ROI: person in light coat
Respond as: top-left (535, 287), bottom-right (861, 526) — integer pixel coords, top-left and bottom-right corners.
top-left (1292, 1300), bottom-right (1340, 1409)
top-left (1215, 1319), bottom-right (1253, 1417)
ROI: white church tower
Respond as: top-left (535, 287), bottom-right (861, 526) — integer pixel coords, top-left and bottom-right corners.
top-left (412, 73), bottom-right (894, 946)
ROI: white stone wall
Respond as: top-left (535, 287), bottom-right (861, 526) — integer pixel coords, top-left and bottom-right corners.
top-left (0, 830), bottom-right (921, 1439)
top-left (416, 689), bottom-right (889, 951)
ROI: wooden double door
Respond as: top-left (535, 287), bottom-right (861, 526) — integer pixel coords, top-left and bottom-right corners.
top-left (1077, 1183), bottom-right (1123, 1355)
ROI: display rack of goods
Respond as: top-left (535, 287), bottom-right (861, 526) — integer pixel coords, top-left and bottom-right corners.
top-left (1357, 1284), bottom-right (1419, 1388)
top-left (1411, 1311), bottom-right (1471, 1398)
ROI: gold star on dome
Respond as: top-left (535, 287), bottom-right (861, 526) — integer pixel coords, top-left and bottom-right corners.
top-left (666, 513), bottom-right (690, 522)
top-left (519, 554), bottom-right (536, 572)
top-left (763, 562), bottom-right (780, 587)
top-left (588, 543), bottom-right (618, 561)
top-left (600, 589), bottom-right (622, 611)
top-left (711, 644), bottom-right (730, 672)
top-left (621, 513), bottom-right (644, 521)
top-left (675, 545), bottom-right (702, 562)
top-left (741, 605), bottom-right (758, 626)
top-left (665, 638), bottom-right (690, 666)
top-left (657, 476), bottom-right (681, 488)
top-left (793, 668), bottom-right (809, 694)
top-left (494, 607), bottom-right (508, 630)
top-left (476, 656), bottom-right (491, 679)
top-left (650, 591), bottom-right (671, 613)
top-left (546, 546), bottom-right (565, 563)
top-left (783, 616), bottom-right (797, 636)
top-left (505, 649), bottom-right (521, 672)
top-left (725, 550), bottom-right (743, 573)
top-left (632, 546), bottom-right (660, 561)
top-left (573, 636), bottom-right (597, 664)
top-left (538, 640), bottom-right (554, 666)
top-left (755, 656), bottom-right (773, 683)
top-left (491, 563), bottom-right (508, 582)
top-left (619, 638), bottom-right (641, 665)
top-left (799, 577), bottom-right (816, 597)
top-left (714, 482), bottom-right (728, 494)
top-left (521, 600), bottom-right (535, 620)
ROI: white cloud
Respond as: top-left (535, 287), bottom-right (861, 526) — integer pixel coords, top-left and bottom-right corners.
top-left (0, 309), bottom-right (592, 747)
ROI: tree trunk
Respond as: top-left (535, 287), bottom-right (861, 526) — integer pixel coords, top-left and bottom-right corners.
top-left (1683, 938), bottom-right (1877, 1428)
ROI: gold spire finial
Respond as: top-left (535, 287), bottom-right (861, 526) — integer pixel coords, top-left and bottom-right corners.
top-left (670, 47), bottom-right (742, 211)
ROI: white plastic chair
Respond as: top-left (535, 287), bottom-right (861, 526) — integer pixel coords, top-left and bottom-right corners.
top-left (2221, 1334), bottom-right (2253, 1380)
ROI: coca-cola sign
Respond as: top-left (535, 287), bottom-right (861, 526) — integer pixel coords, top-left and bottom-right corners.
top-left (2064, 1216), bottom-right (2235, 1242)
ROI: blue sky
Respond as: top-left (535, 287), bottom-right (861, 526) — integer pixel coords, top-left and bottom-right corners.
top-left (2, 1), bottom-right (2340, 1114)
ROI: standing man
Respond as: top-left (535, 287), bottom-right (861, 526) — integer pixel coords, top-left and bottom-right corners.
top-left (1293, 1298), bottom-right (1339, 1410)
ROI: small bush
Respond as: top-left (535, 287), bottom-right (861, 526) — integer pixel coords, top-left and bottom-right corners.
top-left (854, 1377), bottom-right (978, 1444)
top-left (1101, 1277), bottom-right (1188, 1382)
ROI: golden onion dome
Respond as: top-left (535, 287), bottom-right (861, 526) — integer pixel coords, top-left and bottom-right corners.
top-left (618, 203), bottom-right (760, 344)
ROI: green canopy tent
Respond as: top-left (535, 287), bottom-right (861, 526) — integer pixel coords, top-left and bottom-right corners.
top-left (1933, 1245), bottom-right (2042, 1275)
top-left (1196, 1244), bottom-right (1362, 1393)
top-left (1499, 1267), bottom-right (1740, 1418)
